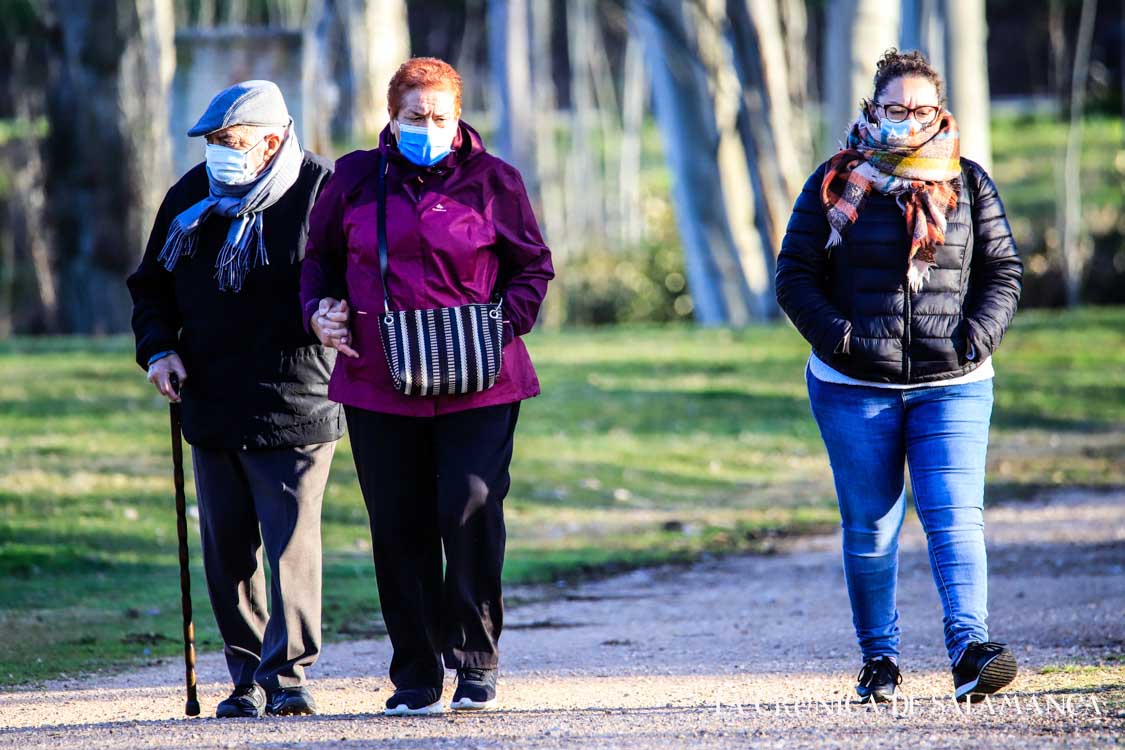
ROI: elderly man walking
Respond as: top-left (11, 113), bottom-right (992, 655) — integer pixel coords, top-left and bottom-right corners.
top-left (127, 81), bottom-right (341, 718)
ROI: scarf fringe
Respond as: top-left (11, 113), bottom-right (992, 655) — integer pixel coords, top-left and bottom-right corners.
top-left (907, 260), bottom-right (932, 293)
top-left (157, 221), bottom-right (199, 271)
top-left (213, 216), bottom-right (269, 292)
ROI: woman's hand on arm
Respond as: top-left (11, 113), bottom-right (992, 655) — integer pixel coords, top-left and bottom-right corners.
top-left (300, 162), bottom-right (353, 337)
top-left (311, 297), bottom-right (359, 358)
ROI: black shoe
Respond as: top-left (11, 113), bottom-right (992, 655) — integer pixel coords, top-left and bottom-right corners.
top-left (953, 641), bottom-right (1018, 702)
top-left (215, 683), bottom-right (266, 718)
top-left (450, 667), bottom-right (498, 711)
top-left (266, 686), bottom-right (318, 716)
top-left (384, 686), bottom-right (444, 716)
top-left (855, 656), bottom-right (902, 703)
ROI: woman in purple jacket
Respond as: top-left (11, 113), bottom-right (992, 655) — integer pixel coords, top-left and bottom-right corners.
top-left (300, 57), bottom-right (554, 716)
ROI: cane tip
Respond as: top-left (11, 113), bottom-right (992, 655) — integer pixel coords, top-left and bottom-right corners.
top-left (186, 699), bottom-right (201, 717)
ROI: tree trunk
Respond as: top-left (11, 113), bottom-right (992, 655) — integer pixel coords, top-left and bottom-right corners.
top-left (340, 0), bottom-right (410, 140)
top-left (0, 11), bottom-right (59, 335)
top-left (44, 0), bottom-right (175, 334)
top-left (1046, 0), bottom-right (1068, 106)
top-left (727, 0), bottom-right (808, 267)
top-left (1060, 0), bottom-right (1099, 307)
top-left (488, 0), bottom-right (536, 186)
top-left (633, 0), bottom-right (763, 325)
top-left (529, 0), bottom-right (567, 328)
top-left (618, 30), bottom-right (647, 248)
top-left (900, 0), bottom-right (943, 62)
top-left (563, 0), bottom-right (599, 246)
top-left (941, 0), bottom-right (991, 169)
top-left (821, 0), bottom-right (900, 156)
top-left (777, 0), bottom-right (814, 174)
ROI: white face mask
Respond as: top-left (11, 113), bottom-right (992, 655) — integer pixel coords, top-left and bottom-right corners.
top-left (205, 137), bottom-right (265, 185)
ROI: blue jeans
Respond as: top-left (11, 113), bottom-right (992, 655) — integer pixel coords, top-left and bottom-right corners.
top-left (806, 368), bottom-right (994, 667)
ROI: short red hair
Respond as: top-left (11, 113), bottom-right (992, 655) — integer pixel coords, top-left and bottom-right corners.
top-left (387, 57), bottom-right (463, 118)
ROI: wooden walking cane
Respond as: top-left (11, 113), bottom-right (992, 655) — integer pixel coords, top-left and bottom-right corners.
top-left (169, 373), bottom-right (201, 717)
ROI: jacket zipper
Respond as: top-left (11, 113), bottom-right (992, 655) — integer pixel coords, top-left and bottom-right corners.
top-left (902, 280), bottom-right (912, 382)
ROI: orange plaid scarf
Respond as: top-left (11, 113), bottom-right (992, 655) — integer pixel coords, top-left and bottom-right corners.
top-left (821, 111), bottom-right (962, 292)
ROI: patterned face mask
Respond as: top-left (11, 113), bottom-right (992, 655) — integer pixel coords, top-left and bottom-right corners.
top-left (878, 117), bottom-right (926, 145)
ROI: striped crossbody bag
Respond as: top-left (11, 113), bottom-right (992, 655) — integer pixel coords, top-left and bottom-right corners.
top-left (374, 151), bottom-right (505, 396)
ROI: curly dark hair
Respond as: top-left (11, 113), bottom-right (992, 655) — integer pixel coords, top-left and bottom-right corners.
top-left (872, 48), bottom-right (945, 102)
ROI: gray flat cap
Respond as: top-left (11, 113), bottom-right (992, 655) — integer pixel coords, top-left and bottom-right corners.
top-left (187, 80), bottom-right (291, 137)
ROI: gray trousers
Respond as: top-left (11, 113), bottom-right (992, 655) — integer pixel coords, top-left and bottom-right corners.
top-left (191, 441), bottom-right (335, 691)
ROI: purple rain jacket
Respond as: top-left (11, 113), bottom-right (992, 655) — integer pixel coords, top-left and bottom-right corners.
top-left (299, 121), bottom-right (555, 417)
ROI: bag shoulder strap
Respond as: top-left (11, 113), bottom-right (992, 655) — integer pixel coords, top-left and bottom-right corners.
top-left (377, 149), bottom-right (391, 313)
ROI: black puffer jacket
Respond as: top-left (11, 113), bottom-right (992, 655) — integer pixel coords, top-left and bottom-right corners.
top-left (128, 151), bottom-right (344, 450)
top-left (776, 157), bottom-right (1022, 384)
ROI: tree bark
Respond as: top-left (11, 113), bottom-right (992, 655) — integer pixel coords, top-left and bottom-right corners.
top-left (941, 0), bottom-right (992, 169)
top-left (727, 0), bottom-right (808, 267)
top-left (900, 0), bottom-right (943, 62)
top-left (44, 0), bottom-right (175, 334)
top-left (0, 10), bottom-right (59, 335)
top-left (489, 0), bottom-right (536, 186)
top-left (1047, 0), bottom-right (1068, 109)
top-left (563, 0), bottom-right (600, 245)
top-left (634, 0), bottom-right (763, 325)
top-left (777, 0), bottom-right (814, 174)
top-left (340, 0), bottom-right (410, 140)
top-left (821, 0), bottom-right (900, 156)
top-left (1060, 0), bottom-right (1099, 307)
top-left (619, 30), bottom-right (647, 248)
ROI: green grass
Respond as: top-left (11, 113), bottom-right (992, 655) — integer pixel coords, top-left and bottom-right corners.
top-left (990, 113), bottom-right (1124, 246)
top-left (1, 307), bottom-right (1123, 686)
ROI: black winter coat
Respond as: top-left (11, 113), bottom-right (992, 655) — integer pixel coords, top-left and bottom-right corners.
top-left (775, 157), bottom-right (1022, 384)
top-left (127, 151), bottom-right (344, 449)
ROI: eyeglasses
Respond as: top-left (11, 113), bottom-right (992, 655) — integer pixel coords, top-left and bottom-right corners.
top-left (206, 134), bottom-right (267, 152)
top-left (866, 99), bottom-right (942, 125)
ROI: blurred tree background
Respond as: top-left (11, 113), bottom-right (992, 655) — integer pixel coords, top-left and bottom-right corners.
top-left (0, 0), bottom-right (1122, 336)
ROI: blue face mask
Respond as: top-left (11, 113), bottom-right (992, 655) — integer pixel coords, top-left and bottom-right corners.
top-left (395, 121), bottom-right (456, 166)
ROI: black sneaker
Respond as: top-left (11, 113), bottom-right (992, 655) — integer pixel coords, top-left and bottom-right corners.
top-left (855, 656), bottom-right (902, 703)
top-left (215, 683), bottom-right (266, 718)
top-left (953, 641), bottom-right (1018, 702)
top-left (384, 686), bottom-right (444, 716)
top-left (450, 667), bottom-right (498, 711)
top-left (266, 686), bottom-right (318, 716)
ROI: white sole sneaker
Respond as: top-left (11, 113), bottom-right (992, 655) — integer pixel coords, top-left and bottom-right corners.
top-left (384, 698), bottom-right (445, 716)
top-left (450, 697), bottom-right (498, 711)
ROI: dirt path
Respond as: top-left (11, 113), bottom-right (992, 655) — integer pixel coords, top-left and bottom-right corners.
top-left (2, 489), bottom-right (1122, 749)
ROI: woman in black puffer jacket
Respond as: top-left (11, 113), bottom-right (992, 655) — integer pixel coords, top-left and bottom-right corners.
top-left (775, 49), bottom-right (1022, 705)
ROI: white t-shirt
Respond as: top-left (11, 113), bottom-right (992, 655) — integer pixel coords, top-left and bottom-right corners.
top-left (807, 351), bottom-right (994, 389)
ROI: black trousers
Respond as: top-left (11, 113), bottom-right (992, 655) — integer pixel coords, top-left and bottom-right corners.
top-left (191, 442), bottom-right (334, 691)
top-left (345, 401), bottom-right (520, 690)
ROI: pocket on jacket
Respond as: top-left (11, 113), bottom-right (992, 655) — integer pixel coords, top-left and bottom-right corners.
top-left (277, 344), bottom-right (336, 382)
top-left (952, 319), bottom-right (971, 365)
